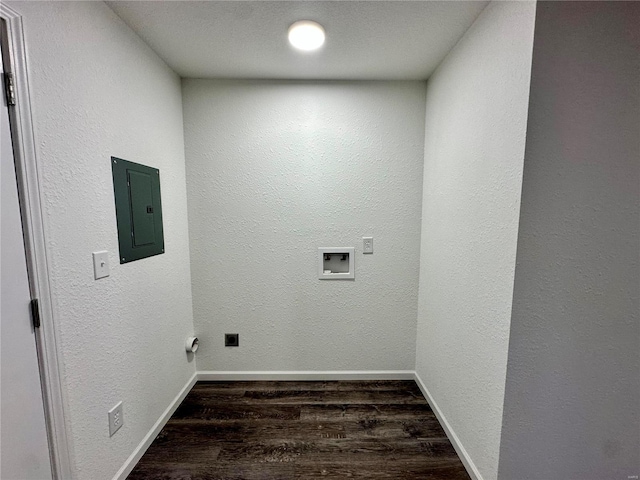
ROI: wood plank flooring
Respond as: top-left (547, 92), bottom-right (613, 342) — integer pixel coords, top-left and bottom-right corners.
top-left (127, 381), bottom-right (470, 479)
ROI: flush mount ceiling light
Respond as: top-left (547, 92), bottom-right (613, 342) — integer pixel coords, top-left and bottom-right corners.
top-left (288, 20), bottom-right (325, 51)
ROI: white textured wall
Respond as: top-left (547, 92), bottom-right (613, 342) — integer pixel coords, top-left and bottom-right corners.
top-left (9, 2), bottom-right (195, 479)
top-left (499, 2), bottom-right (640, 478)
top-left (415, 2), bottom-right (536, 479)
top-left (183, 80), bottom-right (425, 372)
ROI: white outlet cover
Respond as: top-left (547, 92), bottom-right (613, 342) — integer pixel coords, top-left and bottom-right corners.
top-left (92, 251), bottom-right (110, 280)
top-left (363, 237), bottom-right (374, 254)
top-left (108, 401), bottom-right (123, 437)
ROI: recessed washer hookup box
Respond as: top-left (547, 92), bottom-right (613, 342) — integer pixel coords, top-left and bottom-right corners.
top-left (318, 247), bottom-right (355, 280)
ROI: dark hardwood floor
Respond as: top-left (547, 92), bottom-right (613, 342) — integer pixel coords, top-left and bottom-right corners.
top-left (127, 380), bottom-right (470, 479)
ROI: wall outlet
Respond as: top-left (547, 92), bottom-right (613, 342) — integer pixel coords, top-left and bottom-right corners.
top-left (108, 401), bottom-right (123, 437)
top-left (363, 237), bottom-right (373, 254)
top-left (225, 333), bottom-right (239, 347)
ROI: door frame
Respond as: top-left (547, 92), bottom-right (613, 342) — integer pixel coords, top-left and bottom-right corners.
top-left (1, 4), bottom-right (73, 479)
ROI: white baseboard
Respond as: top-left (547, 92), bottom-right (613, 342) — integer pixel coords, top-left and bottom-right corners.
top-left (413, 372), bottom-right (483, 480)
top-left (197, 370), bottom-right (415, 381)
top-left (112, 371), bottom-right (198, 480)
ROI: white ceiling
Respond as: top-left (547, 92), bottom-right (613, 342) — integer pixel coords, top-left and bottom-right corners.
top-left (106, 1), bottom-right (489, 80)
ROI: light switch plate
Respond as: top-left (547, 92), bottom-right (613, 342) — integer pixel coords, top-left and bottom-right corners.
top-left (92, 251), bottom-right (110, 280)
top-left (363, 237), bottom-right (373, 254)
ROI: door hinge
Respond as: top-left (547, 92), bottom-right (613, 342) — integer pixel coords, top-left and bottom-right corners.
top-left (30, 299), bottom-right (41, 329)
top-left (4, 72), bottom-right (16, 106)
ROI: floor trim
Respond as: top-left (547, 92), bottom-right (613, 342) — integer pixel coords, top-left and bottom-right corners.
top-left (197, 370), bottom-right (416, 381)
top-left (112, 372), bottom-right (198, 480)
top-left (413, 372), bottom-right (483, 480)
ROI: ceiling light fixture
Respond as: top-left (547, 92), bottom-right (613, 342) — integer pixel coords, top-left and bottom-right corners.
top-left (288, 20), bottom-right (325, 51)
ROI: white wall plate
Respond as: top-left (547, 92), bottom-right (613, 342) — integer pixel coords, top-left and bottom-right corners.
top-left (318, 247), bottom-right (355, 280)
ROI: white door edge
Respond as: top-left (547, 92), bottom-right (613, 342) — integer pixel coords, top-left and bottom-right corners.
top-left (0, 5), bottom-right (75, 479)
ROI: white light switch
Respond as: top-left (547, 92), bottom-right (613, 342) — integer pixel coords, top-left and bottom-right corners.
top-left (363, 237), bottom-right (373, 254)
top-left (92, 251), bottom-right (110, 280)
